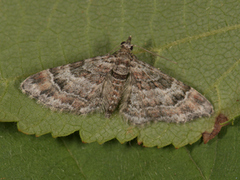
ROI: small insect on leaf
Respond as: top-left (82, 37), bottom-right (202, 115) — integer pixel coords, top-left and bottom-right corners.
top-left (21, 36), bottom-right (214, 125)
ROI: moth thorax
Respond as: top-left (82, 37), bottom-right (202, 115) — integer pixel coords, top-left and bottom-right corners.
top-left (112, 64), bottom-right (129, 78)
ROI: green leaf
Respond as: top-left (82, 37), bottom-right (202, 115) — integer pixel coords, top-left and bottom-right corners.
top-left (1, 121), bottom-right (240, 179)
top-left (1, 0), bottom-right (240, 178)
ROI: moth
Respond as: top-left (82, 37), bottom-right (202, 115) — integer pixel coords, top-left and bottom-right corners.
top-left (21, 36), bottom-right (214, 125)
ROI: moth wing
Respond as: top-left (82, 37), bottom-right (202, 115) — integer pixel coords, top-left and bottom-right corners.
top-left (120, 59), bottom-right (214, 125)
top-left (21, 55), bottom-right (115, 114)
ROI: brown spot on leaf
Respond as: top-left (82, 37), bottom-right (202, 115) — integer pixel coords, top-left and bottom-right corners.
top-left (137, 141), bottom-right (142, 145)
top-left (202, 113), bottom-right (229, 144)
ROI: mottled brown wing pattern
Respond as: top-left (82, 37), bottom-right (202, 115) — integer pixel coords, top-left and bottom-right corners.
top-left (21, 55), bottom-right (115, 114)
top-left (120, 59), bottom-right (214, 125)
top-left (21, 36), bottom-right (214, 125)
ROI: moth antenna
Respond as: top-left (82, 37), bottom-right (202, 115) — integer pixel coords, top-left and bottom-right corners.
top-left (108, 36), bottom-right (132, 54)
top-left (134, 45), bottom-right (177, 64)
top-left (107, 44), bottom-right (121, 55)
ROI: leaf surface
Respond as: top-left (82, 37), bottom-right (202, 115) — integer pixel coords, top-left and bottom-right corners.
top-left (0, 0), bottom-right (240, 178)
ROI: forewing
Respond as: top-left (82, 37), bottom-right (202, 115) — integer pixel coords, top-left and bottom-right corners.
top-left (21, 55), bottom-right (115, 114)
top-left (120, 59), bottom-right (214, 125)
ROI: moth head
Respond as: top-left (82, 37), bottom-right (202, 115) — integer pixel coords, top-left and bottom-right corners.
top-left (121, 36), bottom-right (133, 51)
